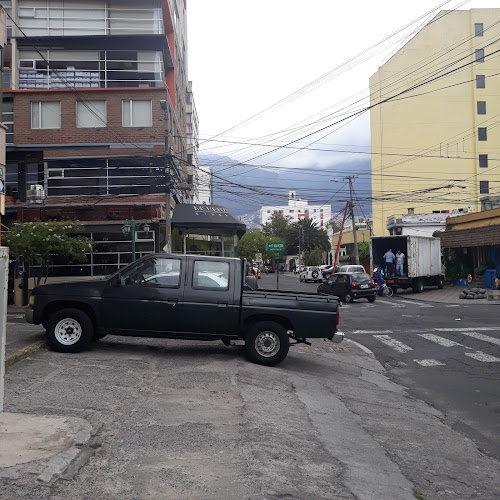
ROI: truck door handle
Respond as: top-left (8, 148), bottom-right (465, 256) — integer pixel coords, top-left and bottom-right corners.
top-left (218, 302), bottom-right (228, 308)
top-left (166, 298), bottom-right (178, 307)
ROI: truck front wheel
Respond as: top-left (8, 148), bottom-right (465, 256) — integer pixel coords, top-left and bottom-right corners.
top-left (245, 321), bottom-right (289, 366)
top-left (46, 308), bottom-right (93, 353)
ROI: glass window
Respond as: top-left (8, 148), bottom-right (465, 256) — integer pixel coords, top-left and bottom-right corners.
top-left (475, 23), bottom-right (483, 36)
top-left (477, 101), bottom-right (486, 115)
top-left (31, 101), bottom-right (60, 129)
top-left (475, 49), bottom-right (484, 63)
top-left (193, 260), bottom-right (229, 290)
top-left (480, 181), bottom-right (489, 194)
top-left (478, 128), bottom-right (487, 141)
top-left (76, 100), bottom-right (106, 128)
top-left (122, 100), bottom-right (152, 127)
top-left (337, 275), bottom-right (347, 284)
top-left (120, 257), bottom-right (181, 287)
top-left (479, 154), bottom-right (488, 168)
top-left (476, 75), bottom-right (485, 88)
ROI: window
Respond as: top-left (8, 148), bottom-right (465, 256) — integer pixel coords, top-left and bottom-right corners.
top-left (475, 23), bottom-right (483, 36)
top-left (477, 101), bottom-right (486, 115)
top-left (478, 127), bottom-right (487, 141)
top-left (479, 154), bottom-right (488, 168)
top-left (475, 49), bottom-right (484, 63)
top-left (476, 75), bottom-right (485, 88)
top-left (77, 101), bottom-right (106, 128)
top-left (480, 181), bottom-right (489, 194)
top-left (120, 257), bottom-right (181, 287)
top-left (193, 261), bottom-right (229, 290)
top-left (122, 100), bottom-right (152, 127)
top-left (31, 101), bottom-right (60, 129)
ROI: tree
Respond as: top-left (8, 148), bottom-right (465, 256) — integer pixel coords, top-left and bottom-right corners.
top-left (358, 241), bottom-right (370, 260)
top-left (262, 212), bottom-right (292, 241)
top-left (237, 230), bottom-right (274, 262)
top-left (286, 218), bottom-right (331, 254)
top-left (303, 248), bottom-right (322, 266)
top-left (3, 221), bottom-right (93, 286)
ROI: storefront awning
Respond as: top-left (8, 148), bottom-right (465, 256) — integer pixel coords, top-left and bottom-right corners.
top-left (171, 204), bottom-right (246, 237)
top-left (439, 225), bottom-right (500, 248)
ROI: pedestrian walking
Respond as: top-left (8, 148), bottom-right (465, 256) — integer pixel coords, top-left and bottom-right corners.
top-left (383, 248), bottom-right (396, 277)
top-left (396, 250), bottom-right (405, 276)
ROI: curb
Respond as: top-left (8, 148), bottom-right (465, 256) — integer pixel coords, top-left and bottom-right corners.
top-left (5, 340), bottom-right (46, 368)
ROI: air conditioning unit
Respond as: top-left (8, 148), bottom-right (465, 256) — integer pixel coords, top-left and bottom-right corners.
top-left (27, 184), bottom-right (46, 206)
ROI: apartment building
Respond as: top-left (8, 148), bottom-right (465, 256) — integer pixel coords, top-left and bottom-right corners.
top-left (370, 8), bottom-right (500, 236)
top-left (260, 191), bottom-right (332, 230)
top-left (1, 0), bottom-right (198, 278)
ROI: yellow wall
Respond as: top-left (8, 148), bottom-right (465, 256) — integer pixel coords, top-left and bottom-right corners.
top-left (332, 229), bottom-right (371, 248)
top-left (370, 9), bottom-right (500, 236)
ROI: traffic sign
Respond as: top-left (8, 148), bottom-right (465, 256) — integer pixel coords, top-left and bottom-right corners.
top-left (266, 242), bottom-right (284, 251)
top-left (255, 253), bottom-right (263, 263)
top-left (273, 251), bottom-right (281, 259)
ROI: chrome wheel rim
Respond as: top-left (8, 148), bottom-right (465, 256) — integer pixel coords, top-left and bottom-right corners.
top-left (255, 331), bottom-right (280, 358)
top-left (54, 318), bottom-right (82, 345)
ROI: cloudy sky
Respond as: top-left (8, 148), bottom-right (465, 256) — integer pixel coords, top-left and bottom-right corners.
top-left (187, 0), bottom-right (498, 173)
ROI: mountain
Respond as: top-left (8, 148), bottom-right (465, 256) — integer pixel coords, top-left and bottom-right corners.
top-left (200, 154), bottom-right (372, 222)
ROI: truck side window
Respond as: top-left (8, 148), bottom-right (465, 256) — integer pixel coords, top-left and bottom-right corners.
top-left (120, 257), bottom-right (181, 287)
top-left (193, 261), bottom-right (229, 290)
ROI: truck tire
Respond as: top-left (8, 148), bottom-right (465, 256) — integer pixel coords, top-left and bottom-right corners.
top-left (437, 277), bottom-right (445, 289)
top-left (46, 308), bottom-right (93, 353)
top-left (412, 280), bottom-right (424, 294)
top-left (245, 321), bottom-right (289, 366)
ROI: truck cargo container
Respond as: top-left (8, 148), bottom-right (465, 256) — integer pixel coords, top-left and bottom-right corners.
top-left (370, 235), bottom-right (444, 293)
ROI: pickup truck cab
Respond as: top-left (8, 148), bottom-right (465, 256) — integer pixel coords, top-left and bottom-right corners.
top-left (26, 254), bottom-right (343, 366)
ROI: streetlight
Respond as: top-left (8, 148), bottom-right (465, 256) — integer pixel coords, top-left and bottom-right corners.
top-left (122, 217), bottom-right (151, 262)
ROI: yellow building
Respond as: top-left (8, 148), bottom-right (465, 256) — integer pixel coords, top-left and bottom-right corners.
top-left (370, 9), bottom-right (500, 236)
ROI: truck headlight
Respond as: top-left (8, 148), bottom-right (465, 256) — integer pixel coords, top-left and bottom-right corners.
top-left (29, 295), bottom-right (35, 307)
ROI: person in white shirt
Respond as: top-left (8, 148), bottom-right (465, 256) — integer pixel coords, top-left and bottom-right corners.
top-left (396, 250), bottom-right (405, 276)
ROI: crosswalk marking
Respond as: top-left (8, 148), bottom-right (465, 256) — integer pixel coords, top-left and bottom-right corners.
top-left (417, 334), bottom-right (469, 348)
top-left (373, 335), bottom-right (413, 353)
top-left (353, 330), bottom-right (393, 334)
top-left (438, 330), bottom-right (500, 347)
top-left (413, 359), bottom-right (445, 367)
top-left (464, 351), bottom-right (500, 363)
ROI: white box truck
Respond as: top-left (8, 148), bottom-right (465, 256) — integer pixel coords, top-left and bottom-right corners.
top-left (370, 235), bottom-right (444, 293)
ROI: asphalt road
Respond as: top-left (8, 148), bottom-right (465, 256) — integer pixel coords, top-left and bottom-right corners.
top-left (260, 272), bottom-right (500, 459)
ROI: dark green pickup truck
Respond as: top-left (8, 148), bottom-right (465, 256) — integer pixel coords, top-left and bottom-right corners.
top-left (26, 254), bottom-right (343, 366)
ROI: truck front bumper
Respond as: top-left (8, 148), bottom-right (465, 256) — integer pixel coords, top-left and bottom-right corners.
top-left (331, 330), bottom-right (344, 344)
top-left (25, 308), bottom-right (34, 324)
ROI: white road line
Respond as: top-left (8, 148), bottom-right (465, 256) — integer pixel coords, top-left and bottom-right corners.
top-left (417, 333), bottom-right (470, 348)
top-left (352, 330), bottom-right (393, 334)
top-left (436, 330), bottom-right (500, 346)
top-left (373, 335), bottom-right (413, 353)
top-left (397, 300), bottom-right (433, 308)
top-left (413, 359), bottom-right (445, 367)
top-left (464, 351), bottom-right (500, 363)
top-left (435, 327), bottom-right (500, 332)
top-left (445, 305), bottom-right (460, 308)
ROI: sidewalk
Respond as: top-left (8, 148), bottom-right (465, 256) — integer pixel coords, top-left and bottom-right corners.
top-left (4, 306), bottom-right (46, 368)
top-left (394, 285), bottom-right (499, 305)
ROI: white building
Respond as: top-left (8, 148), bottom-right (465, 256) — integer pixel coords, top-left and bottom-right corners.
top-left (192, 165), bottom-right (213, 205)
top-left (260, 191), bottom-right (331, 230)
top-left (386, 212), bottom-right (461, 237)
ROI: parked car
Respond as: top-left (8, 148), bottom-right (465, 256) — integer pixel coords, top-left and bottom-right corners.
top-left (25, 254), bottom-right (343, 366)
top-left (317, 272), bottom-right (376, 303)
top-left (321, 265), bottom-right (338, 279)
top-left (337, 265), bottom-right (366, 274)
top-left (300, 266), bottom-right (322, 283)
top-left (264, 265), bottom-right (274, 274)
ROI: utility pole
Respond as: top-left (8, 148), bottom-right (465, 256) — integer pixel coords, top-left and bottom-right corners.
top-left (161, 99), bottom-right (173, 253)
top-left (343, 176), bottom-right (359, 265)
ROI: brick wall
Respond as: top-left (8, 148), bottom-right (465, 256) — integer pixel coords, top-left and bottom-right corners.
top-left (12, 88), bottom-right (169, 158)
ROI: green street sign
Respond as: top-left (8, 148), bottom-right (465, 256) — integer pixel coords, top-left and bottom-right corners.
top-left (273, 251), bottom-right (281, 259)
top-left (266, 242), bottom-right (284, 251)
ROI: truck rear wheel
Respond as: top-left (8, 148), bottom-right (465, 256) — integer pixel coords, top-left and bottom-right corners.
top-left (245, 321), bottom-right (289, 366)
top-left (46, 308), bottom-right (93, 353)
top-left (413, 280), bottom-right (424, 293)
top-left (437, 277), bottom-right (445, 289)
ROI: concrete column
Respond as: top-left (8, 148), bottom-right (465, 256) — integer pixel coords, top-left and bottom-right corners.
top-left (0, 247), bottom-right (9, 411)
